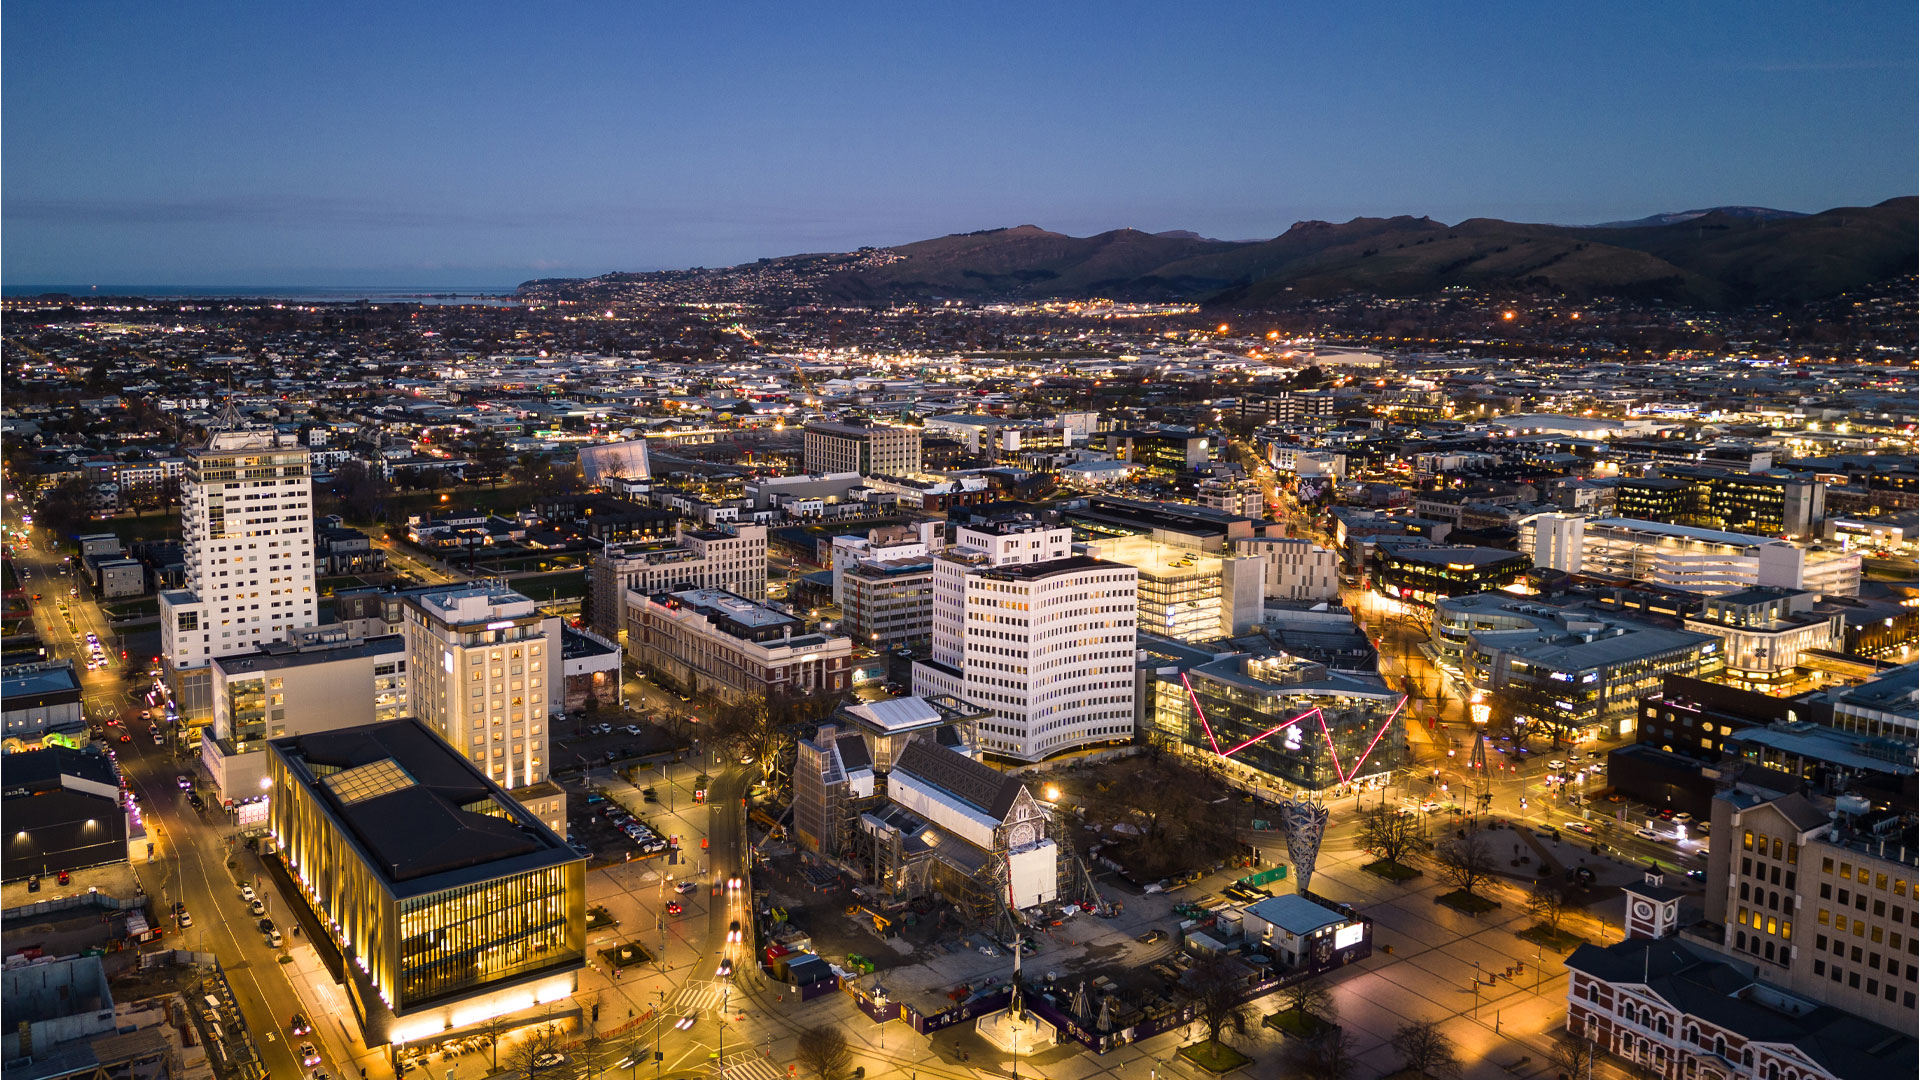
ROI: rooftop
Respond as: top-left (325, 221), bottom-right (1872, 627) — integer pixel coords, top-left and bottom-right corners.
top-left (1244, 893), bottom-right (1349, 936)
top-left (269, 719), bottom-right (579, 896)
top-left (212, 634), bottom-right (404, 675)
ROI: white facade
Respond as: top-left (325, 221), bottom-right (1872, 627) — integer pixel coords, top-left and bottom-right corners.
top-left (913, 519), bottom-right (1137, 761)
top-left (1234, 537), bottom-right (1341, 602)
top-left (403, 587), bottom-right (552, 790)
top-left (160, 431), bottom-right (320, 720)
top-left (830, 522), bottom-right (939, 604)
top-left (588, 524), bottom-right (768, 639)
top-left (1518, 516), bottom-right (1862, 597)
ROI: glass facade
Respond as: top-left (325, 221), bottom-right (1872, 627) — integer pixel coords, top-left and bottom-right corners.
top-left (1373, 549), bottom-right (1530, 608)
top-left (1151, 658), bottom-right (1406, 792)
top-left (398, 867), bottom-right (574, 1004)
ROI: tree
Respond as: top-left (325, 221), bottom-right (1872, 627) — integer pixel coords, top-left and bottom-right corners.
top-left (1279, 973), bottom-right (1336, 1023)
top-left (1433, 826), bottom-right (1497, 899)
top-left (1357, 806), bottom-right (1429, 868)
top-left (1187, 950), bottom-right (1254, 1051)
top-left (329, 459), bottom-right (390, 523)
top-left (1548, 1031), bottom-right (1601, 1080)
top-left (506, 1028), bottom-right (566, 1079)
top-left (795, 1024), bottom-right (852, 1080)
top-left (1390, 1019), bottom-right (1461, 1080)
top-left (1526, 880), bottom-right (1572, 933)
top-left (1287, 1028), bottom-right (1356, 1080)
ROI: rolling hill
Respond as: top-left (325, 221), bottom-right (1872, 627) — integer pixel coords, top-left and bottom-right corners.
top-left (520, 197), bottom-right (1916, 310)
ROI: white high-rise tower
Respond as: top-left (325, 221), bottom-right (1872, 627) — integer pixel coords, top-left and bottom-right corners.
top-left (912, 514), bottom-right (1138, 761)
top-left (159, 429), bottom-right (319, 724)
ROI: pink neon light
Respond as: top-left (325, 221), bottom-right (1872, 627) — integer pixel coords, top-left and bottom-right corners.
top-left (1178, 672), bottom-right (1224, 754)
top-left (1316, 713), bottom-right (1347, 783)
top-left (1342, 695), bottom-right (1409, 781)
top-left (1221, 710), bottom-right (1317, 756)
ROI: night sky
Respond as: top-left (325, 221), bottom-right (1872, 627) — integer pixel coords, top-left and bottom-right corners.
top-left (5, 1), bottom-right (1914, 287)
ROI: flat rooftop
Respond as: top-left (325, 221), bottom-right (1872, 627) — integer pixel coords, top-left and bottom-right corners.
top-left (665, 588), bottom-right (798, 629)
top-left (269, 719), bottom-right (579, 896)
top-left (213, 635), bottom-right (404, 675)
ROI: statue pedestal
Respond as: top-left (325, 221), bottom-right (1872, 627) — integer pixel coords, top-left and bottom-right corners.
top-left (975, 1007), bottom-right (1054, 1055)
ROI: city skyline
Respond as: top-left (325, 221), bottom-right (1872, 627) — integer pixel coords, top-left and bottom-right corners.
top-left (4, 1), bottom-right (1915, 285)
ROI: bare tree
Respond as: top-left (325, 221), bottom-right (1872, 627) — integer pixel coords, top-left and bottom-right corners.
top-left (1279, 973), bottom-right (1336, 1023)
top-left (1288, 1028), bottom-right (1357, 1080)
top-left (1433, 827), bottom-right (1497, 899)
top-left (1357, 806), bottom-right (1429, 868)
top-left (1390, 1019), bottom-right (1461, 1079)
top-left (506, 1028), bottom-right (567, 1080)
top-left (795, 1024), bottom-right (853, 1080)
top-left (1526, 880), bottom-right (1572, 933)
top-left (1187, 950), bottom-right (1254, 1051)
top-left (1548, 1032), bottom-right (1601, 1080)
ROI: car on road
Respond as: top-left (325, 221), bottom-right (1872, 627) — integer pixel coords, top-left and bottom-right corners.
top-left (1534, 825), bottom-right (1559, 840)
top-left (152, 731), bottom-right (164, 745)
top-left (298, 1042), bottom-right (322, 1067)
top-left (1419, 800), bottom-right (1441, 813)
top-left (1672, 812), bottom-right (1693, 825)
top-left (665, 901), bottom-right (683, 915)
top-left (674, 880), bottom-right (698, 894)
top-left (1634, 826), bottom-right (1662, 841)
top-left (240, 885), bottom-right (256, 903)
top-left (716, 958), bottom-right (733, 977)
top-left (531, 1051), bottom-right (567, 1069)
top-left (616, 1049), bottom-right (643, 1068)
top-left (727, 876), bottom-right (742, 890)
top-left (248, 899), bottom-right (266, 917)
top-left (727, 920), bottom-right (742, 942)
top-left (289, 1013), bottom-right (311, 1035)
top-left (1563, 821), bottom-right (1596, 835)
top-left (118, 733), bottom-right (131, 743)
top-left (310, 1069), bottom-right (333, 1080)
top-left (1548, 759), bottom-right (1566, 770)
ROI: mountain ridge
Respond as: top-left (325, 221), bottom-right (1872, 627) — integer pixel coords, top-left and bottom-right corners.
top-left (519, 197), bottom-right (1916, 310)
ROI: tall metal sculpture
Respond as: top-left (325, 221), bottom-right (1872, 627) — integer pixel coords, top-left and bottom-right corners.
top-left (1278, 796), bottom-right (1330, 896)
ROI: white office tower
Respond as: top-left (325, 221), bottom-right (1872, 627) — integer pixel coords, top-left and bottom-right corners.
top-left (159, 430), bottom-right (319, 723)
top-left (403, 586), bottom-right (554, 790)
top-left (912, 515), bottom-right (1138, 761)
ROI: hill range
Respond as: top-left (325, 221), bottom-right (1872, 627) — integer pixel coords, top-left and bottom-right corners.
top-left (520, 197), bottom-right (1916, 310)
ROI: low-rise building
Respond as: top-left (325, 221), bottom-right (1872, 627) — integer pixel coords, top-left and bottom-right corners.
top-left (1234, 537), bottom-right (1341, 603)
top-left (1682, 589), bottom-right (1845, 690)
top-left (1, 660), bottom-right (84, 744)
top-left (587, 524), bottom-right (768, 639)
top-left (625, 587), bottom-right (851, 705)
top-left (2, 745), bottom-right (126, 881)
top-left (1371, 545), bottom-right (1531, 609)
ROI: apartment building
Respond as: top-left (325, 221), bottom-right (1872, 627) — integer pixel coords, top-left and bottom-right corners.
top-left (625, 588), bottom-right (851, 705)
top-left (912, 514), bottom-right (1138, 761)
top-left (803, 420), bottom-right (923, 477)
top-left (587, 524), bottom-right (768, 639)
top-left (159, 430), bottom-right (320, 724)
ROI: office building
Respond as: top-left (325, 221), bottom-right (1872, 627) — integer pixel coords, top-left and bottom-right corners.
top-left (1083, 535), bottom-right (1263, 642)
top-left (1681, 589), bottom-right (1844, 690)
top-left (1370, 545), bottom-right (1531, 609)
top-left (159, 430), bottom-right (320, 724)
top-left (1801, 664), bottom-right (1919, 742)
top-left (1617, 469), bottom-right (1827, 539)
top-left (842, 557), bottom-right (936, 649)
top-left (625, 587), bottom-right (851, 705)
top-left (1565, 872), bottom-right (1915, 1080)
top-left (1149, 649), bottom-right (1404, 796)
top-left (1234, 537), bottom-right (1341, 603)
top-left (1100, 427), bottom-right (1211, 473)
top-left (1234, 390), bottom-right (1334, 425)
top-left (403, 586), bottom-right (554, 791)
top-left (1519, 515), bottom-right (1861, 597)
top-left (803, 420), bottom-right (923, 477)
top-left (1196, 478), bottom-right (1267, 519)
top-left (2, 661), bottom-right (84, 744)
top-left (587, 524), bottom-right (768, 639)
top-left (1431, 593), bottom-right (1722, 741)
top-left (1063, 495), bottom-right (1263, 552)
top-left (202, 633), bottom-right (408, 809)
top-left (912, 514), bottom-right (1138, 762)
top-left (830, 523), bottom-right (939, 604)
top-left (1702, 781), bottom-right (1919, 1028)
top-left (266, 720), bottom-right (585, 1047)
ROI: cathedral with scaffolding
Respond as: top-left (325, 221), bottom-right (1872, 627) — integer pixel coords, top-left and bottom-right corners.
top-left (791, 695), bottom-right (1105, 941)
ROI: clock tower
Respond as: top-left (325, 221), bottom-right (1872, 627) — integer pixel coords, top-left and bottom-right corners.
top-left (1622, 869), bottom-right (1683, 941)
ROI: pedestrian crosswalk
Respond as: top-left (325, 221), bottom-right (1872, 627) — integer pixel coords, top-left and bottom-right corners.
top-left (717, 1052), bottom-right (784, 1080)
top-left (665, 979), bottom-right (732, 1015)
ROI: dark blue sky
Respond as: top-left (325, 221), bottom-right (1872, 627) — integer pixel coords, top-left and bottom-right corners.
top-left (5, 1), bottom-right (1914, 286)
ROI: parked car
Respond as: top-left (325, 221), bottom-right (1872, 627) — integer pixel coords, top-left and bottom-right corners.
top-left (248, 899), bottom-right (266, 917)
top-left (240, 885), bottom-right (256, 903)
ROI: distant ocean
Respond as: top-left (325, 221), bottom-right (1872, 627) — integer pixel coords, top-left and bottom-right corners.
top-left (1, 284), bottom-right (522, 305)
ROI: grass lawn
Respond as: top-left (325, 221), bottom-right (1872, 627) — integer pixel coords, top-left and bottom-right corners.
top-left (91, 513), bottom-right (183, 545)
top-left (316, 575), bottom-right (368, 596)
top-left (598, 941), bottom-right (654, 969)
top-left (1178, 1040), bottom-right (1252, 1074)
top-left (1437, 889), bottom-right (1500, 915)
top-left (1363, 859), bottom-right (1423, 882)
top-left (103, 597), bottom-right (162, 619)
top-left (1518, 923), bottom-right (1586, 950)
top-left (512, 569), bottom-right (587, 600)
top-left (1263, 1008), bottom-right (1336, 1040)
